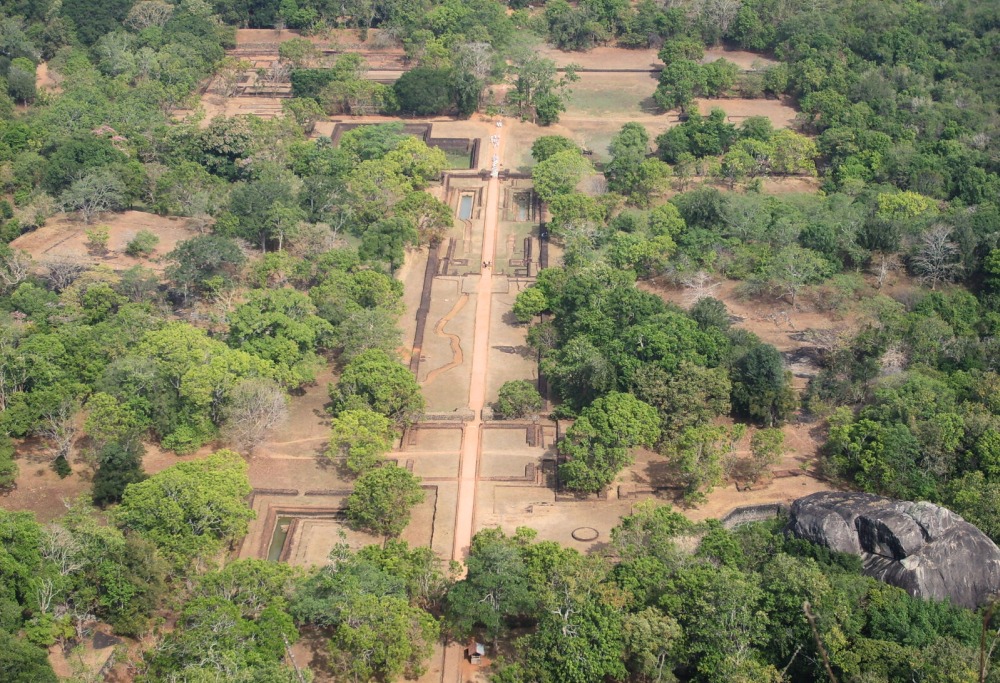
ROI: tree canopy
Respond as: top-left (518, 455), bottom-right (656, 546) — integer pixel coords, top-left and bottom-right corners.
top-left (115, 450), bottom-right (254, 569)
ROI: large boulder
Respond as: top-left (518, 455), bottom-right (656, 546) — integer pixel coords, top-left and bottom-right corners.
top-left (786, 491), bottom-right (1000, 609)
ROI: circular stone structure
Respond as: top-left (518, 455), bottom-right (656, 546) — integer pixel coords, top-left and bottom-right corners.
top-left (572, 527), bottom-right (599, 542)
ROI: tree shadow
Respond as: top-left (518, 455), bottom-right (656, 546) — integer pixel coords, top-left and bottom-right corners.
top-left (639, 96), bottom-right (663, 115)
top-left (653, 486), bottom-right (696, 509)
top-left (16, 436), bottom-right (57, 465)
top-left (501, 310), bottom-right (523, 327)
top-left (313, 449), bottom-right (337, 472)
top-left (297, 626), bottom-right (334, 674)
top-left (585, 540), bottom-right (616, 557)
top-left (515, 344), bottom-right (536, 360)
top-left (808, 421), bottom-right (829, 444)
top-left (641, 458), bottom-right (677, 488)
top-left (312, 405), bottom-right (333, 428)
top-left (491, 344), bottom-right (536, 362)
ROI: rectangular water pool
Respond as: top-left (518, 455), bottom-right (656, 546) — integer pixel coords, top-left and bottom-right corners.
top-left (515, 192), bottom-right (531, 222)
top-left (458, 194), bottom-right (474, 220)
top-left (267, 517), bottom-right (293, 562)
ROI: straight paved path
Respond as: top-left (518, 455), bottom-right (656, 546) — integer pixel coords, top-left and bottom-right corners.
top-left (451, 122), bottom-right (504, 564)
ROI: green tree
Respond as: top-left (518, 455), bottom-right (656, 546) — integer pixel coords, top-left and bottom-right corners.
top-left (85, 225), bottom-right (111, 254)
top-left (744, 428), bottom-right (785, 483)
top-left (0, 433), bottom-right (19, 491)
top-left (263, 202), bottom-right (305, 253)
top-left (632, 361), bottom-right (731, 436)
top-left (277, 37), bottom-right (318, 69)
top-left (544, 336), bottom-right (617, 410)
top-left (667, 424), bottom-right (730, 503)
top-left (147, 596), bottom-right (299, 681)
top-left (703, 58), bottom-right (739, 96)
top-left (826, 414), bottom-right (932, 500)
top-left (604, 123), bottom-right (671, 206)
top-left (607, 232), bottom-right (675, 276)
top-left (58, 504), bottom-right (167, 636)
top-left (127, 323), bottom-right (281, 452)
top-left (559, 392), bottom-right (660, 493)
top-left (509, 56), bottom-right (576, 125)
top-left (165, 235), bottom-right (246, 302)
top-left (91, 442), bottom-right (146, 508)
top-left (0, 630), bottom-right (57, 683)
top-left (658, 36), bottom-right (705, 64)
top-left (345, 158), bottom-right (413, 226)
top-left (227, 288), bottom-right (335, 385)
top-left (330, 349), bottom-right (424, 427)
top-left (200, 116), bottom-right (257, 180)
top-left (720, 147), bottom-right (755, 188)
top-left (61, 170), bottom-right (126, 224)
top-left (446, 528), bottom-right (537, 642)
top-left (624, 607), bottom-right (682, 682)
top-left (654, 59), bottom-right (705, 113)
top-left (309, 268), bottom-right (403, 326)
top-left (393, 66), bottom-right (454, 115)
top-left (228, 176), bottom-right (296, 249)
top-left (115, 450), bottom-right (255, 569)
top-left (125, 230), bottom-right (159, 257)
top-left (605, 122), bottom-right (650, 196)
top-left (532, 149), bottom-right (593, 202)
top-left (385, 137), bottom-right (447, 189)
top-left (329, 592), bottom-right (438, 682)
top-left (661, 564), bottom-right (771, 679)
top-left (60, 0), bottom-right (132, 45)
top-left (648, 203), bottom-right (686, 238)
top-left (513, 286), bottom-right (549, 323)
top-left (0, 508), bottom-right (46, 624)
top-left (531, 135), bottom-right (579, 163)
top-left (6, 59), bottom-right (36, 104)
top-left (339, 122), bottom-right (407, 162)
top-left (547, 192), bottom-right (605, 241)
top-left (336, 307), bottom-right (403, 363)
top-left (357, 539), bottom-right (450, 609)
top-left (764, 245), bottom-right (832, 306)
top-left (769, 129), bottom-right (818, 175)
top-left (153, 161), bottom-right (226, 217)
top-left (326, 408), bottom-right (396, 474)
top-left (84, 391), bottom-right (144, 451)
top-left (689, 297), bottom-right (731, 331)
top-left (545, 0), bottom-right (608, 50)
top-left (396, 191), bottom-right (452, 244)
top-left (523, 598), bottom-right (629, 683)
top-left (494, 380), bottom-right (543, 419)
top-left (359, 216), bottom-right (418, 272)
top-left (945, 471), bottom-right (1000, 542)
top-left (281, 97), bottom-right (326, 135)
top-left (731, 344), bottom-right (796, 426)
top-left (345, 464), bottom-right (425, 538)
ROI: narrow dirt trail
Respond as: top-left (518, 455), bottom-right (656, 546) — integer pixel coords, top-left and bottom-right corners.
top-left (451, 122), bottom-right (504, 565)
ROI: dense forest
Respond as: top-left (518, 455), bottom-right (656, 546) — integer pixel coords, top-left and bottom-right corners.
top-left (0, 0), bottom-right (996, 681)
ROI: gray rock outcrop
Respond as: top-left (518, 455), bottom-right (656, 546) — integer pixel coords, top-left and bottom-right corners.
top-left (786, 491), bottom-right (1000, 609)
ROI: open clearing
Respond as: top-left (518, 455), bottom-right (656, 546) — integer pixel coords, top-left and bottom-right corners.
top-left (0, 438), bottom-right (207, 523)
top-left (535, 44), bottom-right (777, 71)
top-left (10, 211), bottom-right (199, 272)
top-left (694, 96), bottom-right (799, 126)
top-left (35, 62), bottom-right (60, 94)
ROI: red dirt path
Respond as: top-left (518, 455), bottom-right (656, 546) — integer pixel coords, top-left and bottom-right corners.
top-left (451, 123), bottom-right (505, 564)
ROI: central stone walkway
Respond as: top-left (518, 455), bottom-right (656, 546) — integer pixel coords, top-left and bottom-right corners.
top-left (451, 122), bottom-right (505, 564)
top-left (439, 122), bottom-right (505, 683)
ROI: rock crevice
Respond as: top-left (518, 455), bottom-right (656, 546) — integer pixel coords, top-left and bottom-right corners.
top-left (786, 491), bottom-right (1000, 609)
